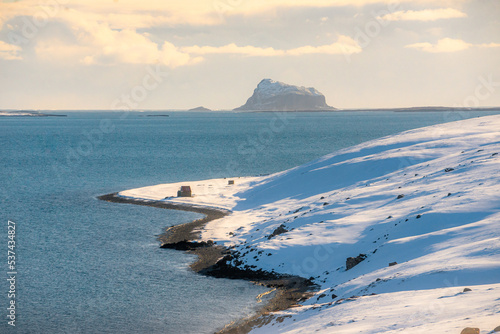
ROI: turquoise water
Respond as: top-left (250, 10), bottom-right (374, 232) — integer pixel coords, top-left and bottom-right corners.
top-left (1, 110), bottom-right (499, 333)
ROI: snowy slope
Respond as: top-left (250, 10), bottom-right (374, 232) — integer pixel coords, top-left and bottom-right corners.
top-left (254, 79), bottom-right (323, 97)
top-left (121, 115), bottom-right (500, 333)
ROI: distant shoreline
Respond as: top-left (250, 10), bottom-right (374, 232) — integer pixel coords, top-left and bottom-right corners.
top-left (97, 192), bottom-right (316, 334)
top-left (248, 106), bottom-right (500, 112)
top-left (343, 106), bottom-right (500, 112)
top-left (1, 107), bottom-right (499, 114)
top-left (0, 111), bottom-right (67, 117)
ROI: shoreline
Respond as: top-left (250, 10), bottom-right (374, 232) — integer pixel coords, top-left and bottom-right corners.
top-left (97, 192), bottom-right (317, 334)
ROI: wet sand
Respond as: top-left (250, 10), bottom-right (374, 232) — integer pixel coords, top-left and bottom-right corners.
top-left (98, 192), bottom-right (316, 334)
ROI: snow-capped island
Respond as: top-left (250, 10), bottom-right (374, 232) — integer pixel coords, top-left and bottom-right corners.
top-left (235, 79), bottom-right (335, 111)
top-left (107, 115), bottom-right (500, 333)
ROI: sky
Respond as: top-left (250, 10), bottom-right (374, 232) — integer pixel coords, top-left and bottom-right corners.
top-left (0, 0), bottom-right (499, 110)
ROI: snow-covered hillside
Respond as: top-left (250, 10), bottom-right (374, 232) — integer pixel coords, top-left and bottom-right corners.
top-left (120, 115), bottom-right (500, 333)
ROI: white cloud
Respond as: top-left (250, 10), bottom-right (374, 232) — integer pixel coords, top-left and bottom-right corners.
top-left (406, 38), bottom-right (500, 53)
top-left (379, 8), bottom-right (467, 21)
top-left (0, 1), bottom-right (222, 30)
top-left (287, 36), bottom-right (362, 55)
top-left (406, 38), bottom-right (470, 53)
top-left (479, 42), bottom-right (500, 48)
top-left (32, 15), bottom-right (359, 67)
top-left (183, 36), bottom-right (361, 57)
top-left (0, 0), bottom-right (457, 31)
top-left (182, 44), bottom-right (285, 57)
top-left (33, 16), bottom-right (201, 68)
top-left (21, 3), bottom-right (360, 68)
top-left (0, 0), bottom-right (489, 66)
top-left (213, 0), bottom-right (447, 17)
top-left (1, 0), bottom-right (365, 66)
top-left (0, 40), bottom-right (22, 60)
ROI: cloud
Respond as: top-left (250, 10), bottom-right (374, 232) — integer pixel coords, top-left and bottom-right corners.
top-left (19, 2), bottom-right (360, 68)
top-left (379, 8), bottom-right (467, 21)
top-left (406, 38), bottom-right (500, 53)
top-left (0, 0), bottom-right (478, 66)
top-left (33, 14), bottom-right (361, 67)
top-left (0, 40), bottom-right (22, 60)
top-left (0, 1), bottom-right (221, 30)
top-left (1, 0), bottom-right (363, 66)
top-left (33, 15), bottom-right (201, 68)
top-left (212, 0), bottom-right (448, 17)
top-left (182, 44), bottom-right (285, 57)
top-left (406, 38), bottom-right (470, 53)
top-left (287, 36), bottom-right (362, 55)
top-left (0, 0), bottom-right (455, 31)
top-left (32, 15), bottom-right (360, 67)
top-left (35, 28), bottom-right (360, 66)
top-left (183, 36), bottom-right (361, 57)
top-left (479, 42), bottom-right (500, 48)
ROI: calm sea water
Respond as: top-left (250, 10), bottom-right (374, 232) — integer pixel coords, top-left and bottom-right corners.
top-left (1, 110), bottom-right (499, 333)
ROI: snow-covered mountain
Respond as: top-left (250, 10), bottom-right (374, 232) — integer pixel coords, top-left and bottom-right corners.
top-left (235, 79), bottom-right (335, 111)
top-left (120, 115), bottom-right (500, 333)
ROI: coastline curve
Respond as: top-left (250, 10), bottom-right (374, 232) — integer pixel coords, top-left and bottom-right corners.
top-left (97, 192), bottom-right (317, 334)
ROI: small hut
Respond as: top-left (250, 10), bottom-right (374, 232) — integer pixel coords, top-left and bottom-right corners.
top-left (177, 186), bottom-right (192, 197)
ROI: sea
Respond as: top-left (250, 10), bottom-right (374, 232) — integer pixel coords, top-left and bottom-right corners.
top-left (1, 110), bottom-right (499, 333)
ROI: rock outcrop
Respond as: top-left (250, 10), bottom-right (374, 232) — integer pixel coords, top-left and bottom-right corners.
top-left (346, 254), bottom-right (367, 270)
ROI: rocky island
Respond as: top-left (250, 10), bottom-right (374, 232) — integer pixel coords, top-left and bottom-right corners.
top-left (188, 106), bottom-right (212, 112)
top-left (235, 79), bottom-right (335, 111)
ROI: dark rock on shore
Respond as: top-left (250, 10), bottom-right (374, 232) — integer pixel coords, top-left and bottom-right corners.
top-left (161, 240), bottom-right (214, 251)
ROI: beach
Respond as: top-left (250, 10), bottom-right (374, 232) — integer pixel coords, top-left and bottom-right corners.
top-left (97, 192), bottom-right (316, 334)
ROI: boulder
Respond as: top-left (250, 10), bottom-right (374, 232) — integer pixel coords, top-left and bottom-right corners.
top-left (346, 254), bottom-right (367, 270)
top-left (268, 224), bottom-right (289, 239)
